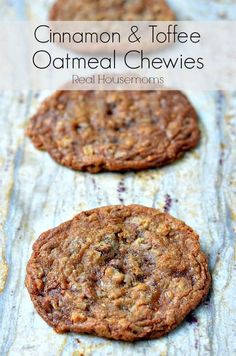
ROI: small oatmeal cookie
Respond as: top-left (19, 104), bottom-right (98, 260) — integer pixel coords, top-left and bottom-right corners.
top-left (26, 91), bottom-right (200, 173)
top-left (49, 0), bottom-right (175, 21)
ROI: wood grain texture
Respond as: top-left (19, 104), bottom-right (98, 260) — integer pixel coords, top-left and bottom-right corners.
top-left (0, 1), bottom-right (236, 355)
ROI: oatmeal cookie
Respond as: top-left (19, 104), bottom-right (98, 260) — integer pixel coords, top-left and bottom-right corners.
top-left (49, 0), bottom-right (175, 21)
top-left (26, 91), bottom-right (200, 173)
top-left (25, 205), bottom-right (210, 341)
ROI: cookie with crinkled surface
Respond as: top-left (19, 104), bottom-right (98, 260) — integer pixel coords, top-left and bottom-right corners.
top-left (49, 0), bottom-right (175, 21)
top-left (25, 205), bottom-right (210, 341)
top-left (26, 91), bottom-right (200, 173)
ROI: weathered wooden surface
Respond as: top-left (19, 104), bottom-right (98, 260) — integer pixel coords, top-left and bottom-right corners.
top-left (0, 1), bottom-right (236, 356)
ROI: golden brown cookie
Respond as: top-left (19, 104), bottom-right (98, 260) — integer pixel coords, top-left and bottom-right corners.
top-left (49, 0), bottom-right (175, 21)
top-left (25, 205), bottom-right (210, 341)
top-left (26, 91), bottom-right (200, 173)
